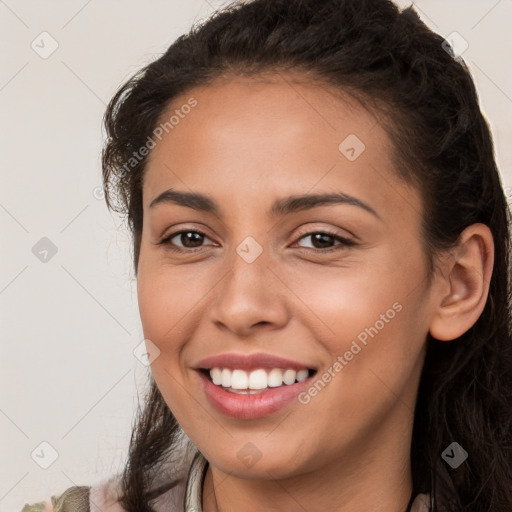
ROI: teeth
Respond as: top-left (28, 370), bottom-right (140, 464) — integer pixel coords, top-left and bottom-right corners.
top-left (283, 369), bottom-right (296, 385)
top-left (231, 369), bottom-right (248, 389)
top-left (208, 367), bottom-right (311, 390)
top-left (221, 368), bottom-right (231, 388)
top-left (296, 369), bottom-right (309, 382)
top-left (267, 368), bottom-right (283, 387)
top-left (210, 367), bottom-right (222, 385)
top-left (248, 369), bottom-right (267, 389)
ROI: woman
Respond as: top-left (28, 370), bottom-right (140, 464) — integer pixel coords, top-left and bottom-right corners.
top-left (22, 0), bottom-right (512, 510)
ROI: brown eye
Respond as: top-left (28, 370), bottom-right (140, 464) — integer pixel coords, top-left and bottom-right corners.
top-left (295, 231), bottom-right (357, 252)
top-left (303, 233), bottom-right (337, 249)
top-left (174, 231), bottom-right (205, 248)
top-left (158, 230), bottom-right (213, 252)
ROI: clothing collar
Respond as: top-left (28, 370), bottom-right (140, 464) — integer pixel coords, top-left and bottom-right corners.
top-left (184, 451), bottom-right (209, 511)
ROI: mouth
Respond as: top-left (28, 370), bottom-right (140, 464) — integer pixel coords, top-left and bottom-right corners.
top-left (195, 359), bottom-right (318, 419)
top-left (194, 352), bottom-right (319, 419)
top-left (199, 367), bottom-right (317, 394)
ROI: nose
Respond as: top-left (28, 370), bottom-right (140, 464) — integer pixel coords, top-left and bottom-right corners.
top-left (208, 246), bottom-right (290, 337)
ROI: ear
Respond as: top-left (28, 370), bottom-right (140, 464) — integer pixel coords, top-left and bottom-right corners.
top-left (429, 223), bottom-right (494, 342)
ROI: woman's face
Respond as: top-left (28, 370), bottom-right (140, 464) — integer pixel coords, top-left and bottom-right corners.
top-left (137, 74), bottom-right (437, 480)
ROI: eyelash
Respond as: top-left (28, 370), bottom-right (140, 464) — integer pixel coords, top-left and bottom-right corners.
top-left (157, 228), bottom-right (357, 254)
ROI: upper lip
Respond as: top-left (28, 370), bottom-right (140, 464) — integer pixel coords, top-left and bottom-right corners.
top-left (196, 353), bottom-right (315, 371)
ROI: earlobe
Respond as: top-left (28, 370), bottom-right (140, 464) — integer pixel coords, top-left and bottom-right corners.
top-left (429, 223), bottom-right (494, 342)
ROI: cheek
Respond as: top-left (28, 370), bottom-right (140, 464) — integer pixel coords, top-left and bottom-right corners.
top-left (136, 261), bottom-right (217, 412)
top-left (287, 256), bottom-right (411, 345)
top-left (136, 265), bottom-right (200, 415)
top-left (293, 277), bottom-right (423, 451)
top-left (288, 247), bottom-right (427, 390)
top-left (136, 261), bottom-right (208, 345)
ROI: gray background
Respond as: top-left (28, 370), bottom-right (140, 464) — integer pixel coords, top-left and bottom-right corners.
top-left (1, 1), bottom-right (511, 510)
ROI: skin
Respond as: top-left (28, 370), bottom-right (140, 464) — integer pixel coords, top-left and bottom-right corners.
top-left (136, 73), bottom-right (494, 512)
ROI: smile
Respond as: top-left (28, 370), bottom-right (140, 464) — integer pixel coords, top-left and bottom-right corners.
top-left (194, 353), bottom-right (318, 419)
top-left (208, 367), bottom-right (312, 392)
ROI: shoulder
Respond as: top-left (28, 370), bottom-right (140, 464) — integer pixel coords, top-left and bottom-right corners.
top-left (20, 474), bottom-right (127, 512)
top-left (21, 485), bottom-right (92, 512)
top-left (21, 433), bottom-right (198, 512)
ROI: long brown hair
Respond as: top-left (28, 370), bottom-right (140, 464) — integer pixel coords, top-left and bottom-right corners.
top-left (101, 1), bottom-right (512, 510)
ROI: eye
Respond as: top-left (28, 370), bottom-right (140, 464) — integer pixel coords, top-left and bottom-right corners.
top-left (293, 230), bottom-right (357, 252)
top-left (158, 229), bottom-right (213, 252)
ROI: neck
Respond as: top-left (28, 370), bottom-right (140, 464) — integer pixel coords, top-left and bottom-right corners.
top-left (202, 407), bottom-right (415, 512)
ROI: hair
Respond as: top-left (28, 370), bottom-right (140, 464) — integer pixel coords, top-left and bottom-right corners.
top-left (101, 0), bottom-right (512, 510)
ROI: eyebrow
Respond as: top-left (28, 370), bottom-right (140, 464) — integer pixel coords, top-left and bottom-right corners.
top-left (149, 189), bottom-right (381, 220)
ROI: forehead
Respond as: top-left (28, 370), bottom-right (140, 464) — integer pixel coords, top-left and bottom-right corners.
top-left (142, 73), bottom-right (419, 222)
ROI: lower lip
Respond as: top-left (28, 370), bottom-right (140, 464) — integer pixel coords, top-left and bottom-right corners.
top-left (198, 371), bottom-right (313, 420)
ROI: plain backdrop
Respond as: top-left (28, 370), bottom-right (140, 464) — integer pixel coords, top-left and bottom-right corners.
top-left (1, 1), bottom-right (511, 510)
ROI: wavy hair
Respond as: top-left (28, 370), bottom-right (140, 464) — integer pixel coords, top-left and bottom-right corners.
top-left (101, 1), bottom-right (512, 510)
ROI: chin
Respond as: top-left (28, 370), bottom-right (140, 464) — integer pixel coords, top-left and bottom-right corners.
top-left (205, 443), bottom-right (312, 480)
